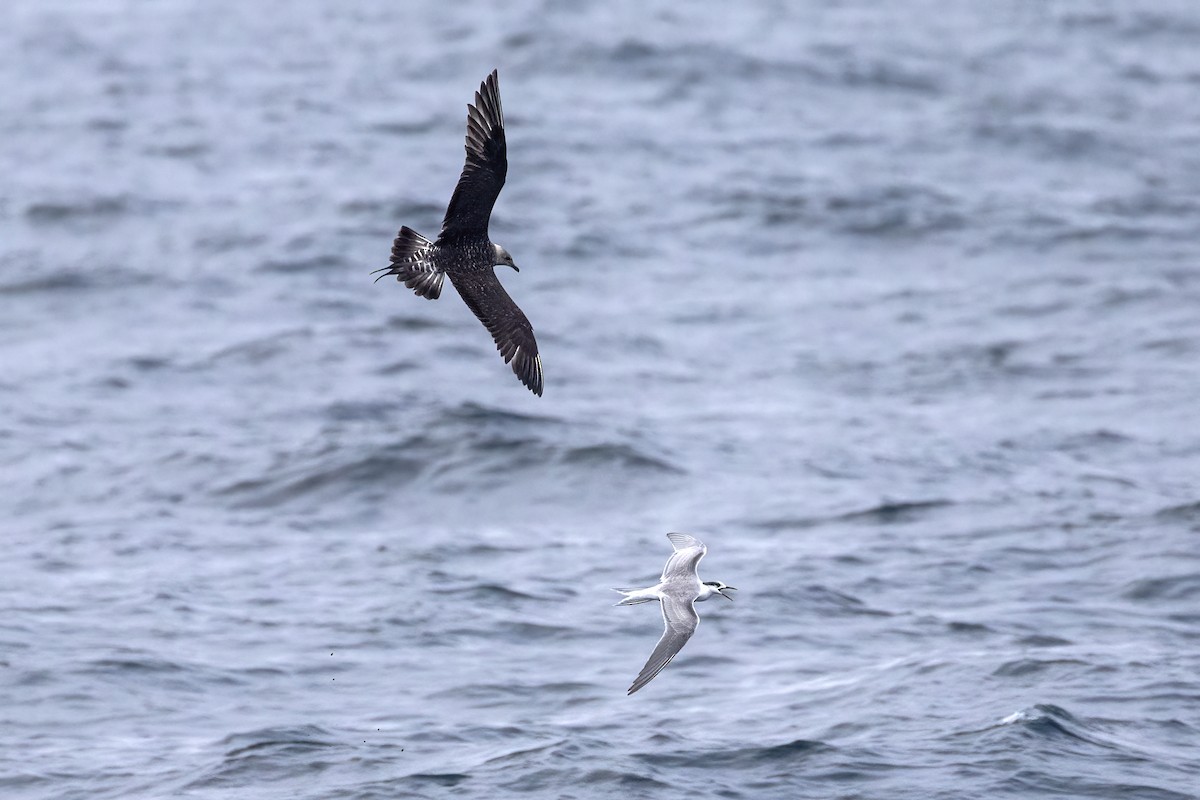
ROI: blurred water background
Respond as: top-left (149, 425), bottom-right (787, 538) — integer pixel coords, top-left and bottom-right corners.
top-left (3, 1), bottom-right (1200, 798)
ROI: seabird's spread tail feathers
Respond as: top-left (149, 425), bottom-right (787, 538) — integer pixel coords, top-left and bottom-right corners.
top-left (375, 226), bottom-right (444, 299)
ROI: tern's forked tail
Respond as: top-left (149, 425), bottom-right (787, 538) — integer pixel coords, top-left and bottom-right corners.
top-left (612, 587), bottom-right (657, 606)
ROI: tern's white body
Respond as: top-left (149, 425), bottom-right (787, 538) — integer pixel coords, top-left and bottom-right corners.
top-left (615, 582), bottom-right (723, 605)
top-left (614, 532), bottom-right (735, 695)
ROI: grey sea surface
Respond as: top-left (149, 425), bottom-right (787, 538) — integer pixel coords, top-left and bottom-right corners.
top-left (3, 1), bottom-right (1200, 798)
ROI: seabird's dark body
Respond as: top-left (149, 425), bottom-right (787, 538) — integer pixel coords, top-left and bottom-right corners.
top-left (375, 70), bottom-right (543, 396)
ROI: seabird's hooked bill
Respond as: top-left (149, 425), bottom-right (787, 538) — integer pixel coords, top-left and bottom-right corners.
top-left (374, 70), bottom-right (543, 396)
top-left (614, 533), bottom-right (736, 695)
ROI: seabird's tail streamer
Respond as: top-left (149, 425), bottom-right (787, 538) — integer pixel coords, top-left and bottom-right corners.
top-left (377, 226), bottom-right (444, 299)
top-left (612, 588), bottom-right (656, 606)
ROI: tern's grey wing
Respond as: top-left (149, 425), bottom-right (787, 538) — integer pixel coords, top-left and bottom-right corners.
top-left (628, 594), bottom-right (700, 695)
top-left (666, 532), bottom-right (703, 552)
top-left (438, 70), bottom-right (506, 243)
top-left (450, 269), bottom-right (543, 396)
top-left (660, 532), bottom-right (707, 582)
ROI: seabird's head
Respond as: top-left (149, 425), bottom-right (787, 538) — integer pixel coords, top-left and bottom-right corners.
top-left (492, 243), bottom-right (518, 272)
top-left (703, 581), bottom-right (736, 601)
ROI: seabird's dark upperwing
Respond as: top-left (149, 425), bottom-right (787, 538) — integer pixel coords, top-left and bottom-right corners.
top-left (628, 595), bottom-right (700, 695)
top-left (438, 70), bottom-right (507, 243)
top-left (450, 269), bottom-right (543, 396)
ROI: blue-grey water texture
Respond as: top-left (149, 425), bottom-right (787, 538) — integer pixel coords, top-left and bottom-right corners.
top-left (4, 1), bottom-right (1200, 798)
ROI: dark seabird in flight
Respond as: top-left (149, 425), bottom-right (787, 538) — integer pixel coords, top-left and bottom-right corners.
top-left (373, 70), bottom-right (543, 396)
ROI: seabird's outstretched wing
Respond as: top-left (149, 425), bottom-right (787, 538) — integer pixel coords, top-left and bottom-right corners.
top-left (628, 594), bottom-right (700, 695)
top-left (661, 533), bottom-right (707, 582)
top-left (438, 70), bottom-right (507, 243)
top-left (450, 270), bottom-right (543, 396)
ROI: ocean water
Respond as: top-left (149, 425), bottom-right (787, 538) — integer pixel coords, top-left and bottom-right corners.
top-left (3, 1), bottom-right (1200, 797)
